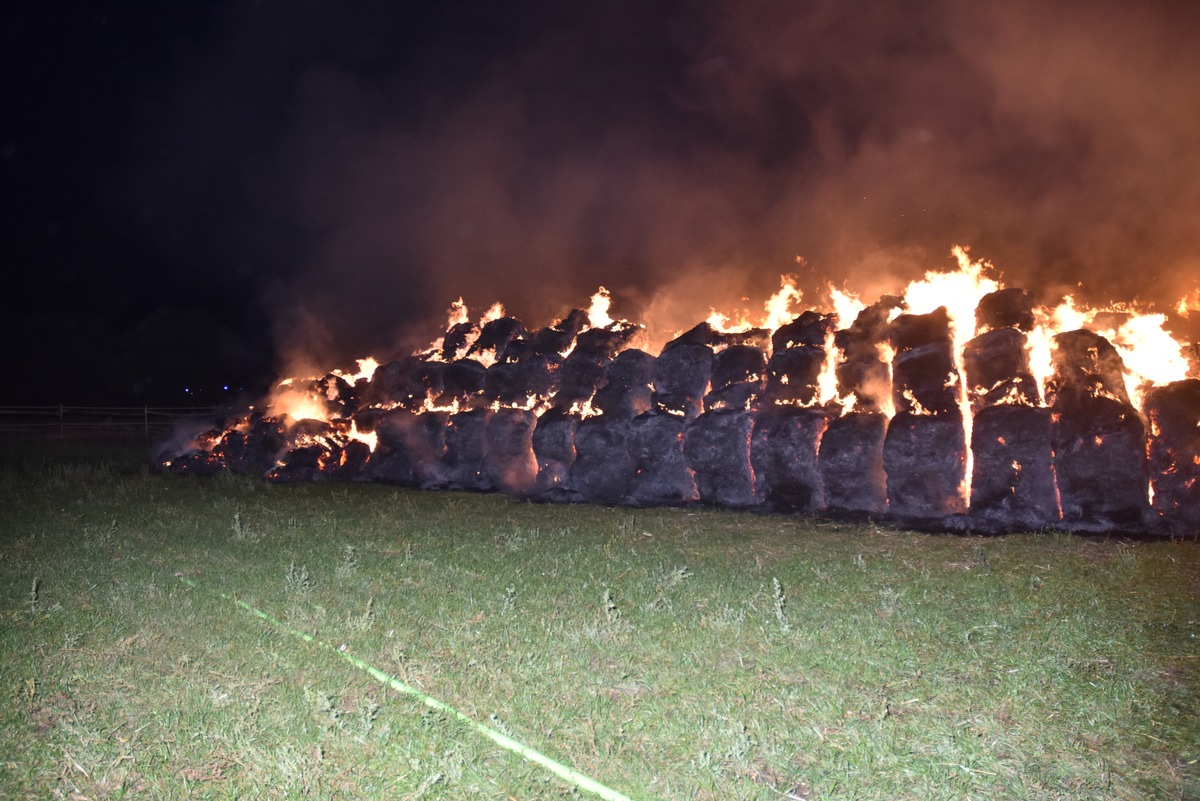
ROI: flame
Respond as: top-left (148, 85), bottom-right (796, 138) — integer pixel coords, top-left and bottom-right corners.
top-left (818, 328), bottom-right (839, 406)
top-left (763, 275), bottom-right (804, 332)
top-left (828, 286), bottom-right (866, 331)
top-left (588, 286), bottom-right (615, 329)
top-left (333, 357), bottom-right (380, 384)
top-left (1100, 313), bottom-right (1191, 408)
top-left (447, 297), bottom-right (470, 327)
top-left (1176, 289), bottom-right (1200, 317)
top-left (348, 421), bottom-right (377, 451)
top-left (895, 246), bottom-right (1000, 503)
top-left (481, 302), bottom-right (506, 323)
top-left (704, 275), bottom-right (804, 336)
top-left (876, 342), bottom-right (897, 419)
top-left (268, 383), bottom-right (328, 423)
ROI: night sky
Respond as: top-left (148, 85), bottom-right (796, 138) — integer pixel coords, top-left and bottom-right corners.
top-left (4, 1), bottom-right (1200, 406)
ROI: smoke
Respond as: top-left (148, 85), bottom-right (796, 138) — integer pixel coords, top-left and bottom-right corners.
top-left (126, 0), bottom-right (1200, 368)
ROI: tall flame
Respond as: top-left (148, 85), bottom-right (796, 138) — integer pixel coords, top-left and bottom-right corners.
top-left (588, 286), bottom-right (615, 329)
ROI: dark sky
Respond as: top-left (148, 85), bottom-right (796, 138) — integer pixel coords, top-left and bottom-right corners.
top-left (4, 1), bottom-right (1200, 405)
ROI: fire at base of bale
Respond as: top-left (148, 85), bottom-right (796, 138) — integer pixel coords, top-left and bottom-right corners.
top-left (156, 263), bottom-right (1200, 536)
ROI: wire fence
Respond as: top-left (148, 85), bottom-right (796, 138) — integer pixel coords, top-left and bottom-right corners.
top-left (0, 405), bottom-right (228, 441)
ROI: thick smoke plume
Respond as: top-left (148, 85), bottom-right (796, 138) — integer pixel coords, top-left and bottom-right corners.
top-left (122, 0), bottom-right (1200, 369)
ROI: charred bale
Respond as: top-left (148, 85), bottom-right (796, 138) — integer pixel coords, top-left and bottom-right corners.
top-left (667, 322), bottom-right (724, 350)
top-left (890, 307), bottom-right (951, 351)
top-left (1145, 380), bottom-right (1200, 529)
top-left (969, 405), bottom-right (1060, 528)
top-left (530, 309), bottom-right (590, 356)
top-left (469, 317), bottom-right (529, 363)
top-left (772, 311), bottom-right (836, 352)
top-left (441, 321), bottom-right (478, 361)
top-left (834, 298), bottom-right (904, 413)
top-left (484, 408), bottom-right (538, 495)
top-left (653, 343), bottom-right (712, 420)
top-left (593, 349), bottom-right (655, 419)
top-left (266, 444), bottom-right (329, 484)
top-left (1046, 329), bottom-right (1130, 407)
top-left (532, 407), bottom-right (580, 499)
top-left (367, 409), bottom-right (448, 487)
top-left (362, 356), bottom-right (424, 407)
top-left (883, 411), bottom-right (967, 519)
top-left (963, 328), bottom-right (1041, 411)
top-left (571, 415), bottom-right (635, 504)
top-left (484, 361), bottom-right (525, 406)
top-left (403, 361), bottom-right (447, 409)
top-left (438, 359), bottom-right (487, 407)
top-left (684, 409), bottom-right (760, 508)
top-left (212, 416), bottom-right (288, 475)
top-left (751, 406), bottom-right (828, 512)
top-left (574, 321), bottom-right (642, 360)
top-left (764, 346), bottom-right (826, 405)
top-left (552, 350), bottom-right (609, 411)
top-left (834, 356), bottom-right (892, 414)
top-left (890, 308), bottom-right (959, 415)
top-left (443, 408), bottom-right (494, 491)
top-left (976, 287), bottom-right (1035, 332)
top-left (705, 344), bottom-right (767, 411)
top-left (164, 448), bottom-right (225, 477)
top-left (1052, 395), bottom-right (1148, 527)
top-left (818, 412), bottom-right (889, 514)
top-left (891, 343), bottom-right (959, 415)
top-left (328, 439), bottom-right (371, 481)
top-left (318, 373), bottom-right (359, 418)
top-left (627, 412), bottom-right (697, 505)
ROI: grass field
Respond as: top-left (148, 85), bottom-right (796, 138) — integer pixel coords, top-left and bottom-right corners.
top-left (1, 442), bottom-right (1197, 800)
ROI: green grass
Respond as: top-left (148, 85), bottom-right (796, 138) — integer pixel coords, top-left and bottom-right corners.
top-left (1, 441), bottom-right (1197, 800)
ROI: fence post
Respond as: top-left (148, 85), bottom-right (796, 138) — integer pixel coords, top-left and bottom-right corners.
top-left (59, 404), bottom-right (64, 439)
top-left (145, 406), bottom-right (150, 440)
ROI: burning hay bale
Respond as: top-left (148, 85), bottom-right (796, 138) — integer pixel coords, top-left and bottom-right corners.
top-left (366, 408), bottom-right (448, 488)
top-left (963, 328), bottom-right (1041, 411)
top-left (571, 416), bottom-right (636, 504)
top-left (817, 411), bottom-right (889, 514)
top-left (592, 349), bottom-right (656, 419)
top-left (705, 344), bottom-right (767, 411)
top-left (684, 409), bottom-right (760, 508)
top-left (156, 266), bottom-right (1200, 536)
top-left (750, 406), bottom-right (828, 512)
top-left (1052, 396), bottom-right (1149, 528)
top-left (968, 404), bottom-right (1059, 529)
top-left (882, 410), bottom-right (968, 519)
top-left (627, 412), bottom-right (698, 505)
top-left (653, 330), bottom-right (714, 420)
top-left (531, 408), bottom-right (580, 500)
top-left (1145, 379), bottom-right (1200, 529)
top-left (443, 408), bottom-right (493, 491)
top-left (484, 408), bottom-right (539, 496)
